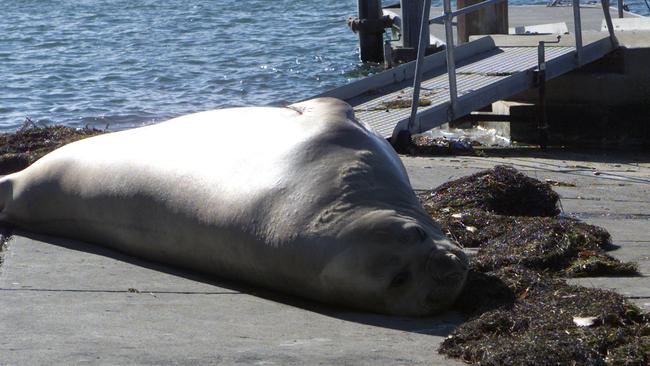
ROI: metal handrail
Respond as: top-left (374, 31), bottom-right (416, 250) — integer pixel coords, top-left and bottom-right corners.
top-left (601, 0), bottom-right (620, 47)
top-left (408, 0), bottom-right (432, 131)
top-left (441, 0), bottom-right (458, 122)
top-left (573, 0), bottom-right (584, 65)
top-left (407, 0), bottom-right (618, 132)
top-left (410, 0), bottom-right (502, 128)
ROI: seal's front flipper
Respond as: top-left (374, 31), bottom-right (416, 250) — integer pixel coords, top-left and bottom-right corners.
top-left (0, 175), bottom-right (14, 221)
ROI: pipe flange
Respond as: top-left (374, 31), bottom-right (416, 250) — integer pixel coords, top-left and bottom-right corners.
top-left (347, 15), bottom-right (393, 35)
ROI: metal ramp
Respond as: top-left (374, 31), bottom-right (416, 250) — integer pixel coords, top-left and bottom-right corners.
top-left (313, 0), bottom-right (621, 141)
top-left (316, 33), bottom-right (616, 139)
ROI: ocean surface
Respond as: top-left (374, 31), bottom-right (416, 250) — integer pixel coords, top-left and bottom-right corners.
top-left (1, 0), bottom-right (648, 132)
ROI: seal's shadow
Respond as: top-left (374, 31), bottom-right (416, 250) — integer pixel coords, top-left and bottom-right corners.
top-left (14, 230), bottom-right (463, 336)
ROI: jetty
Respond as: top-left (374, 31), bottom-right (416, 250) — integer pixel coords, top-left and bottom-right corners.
top-left (320, 0), bottom-right (650, 147)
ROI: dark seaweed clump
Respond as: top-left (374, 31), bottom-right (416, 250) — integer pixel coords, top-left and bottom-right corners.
top-left (446, 267), bottom-right (649, 365)
top-left (380, 98), bottom-right (431, 110)
top-left (426, 165), bottom-right (560, 216)
top-left (417, 165), bottom-right (647, 365)
top-left (419, 165), bottom-right (636, 277)
top-left (0, 119), bottom-right (105, 174)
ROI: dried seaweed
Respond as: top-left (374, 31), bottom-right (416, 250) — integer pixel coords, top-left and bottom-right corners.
top-left (471, 216), bottom-right (615, 273)
top-left (378, 98), bottom-right (431, 110)
top-left (417, 166), bottom-right (647, 365)
top-left (423, 165), bottom-right (560, 216)
top-left (441, 272), bottom-right (649, 365)
top-left (418, 166), bottom-right (636, 276)
top-left (566, 255), bottom-right (639, 278)
top-left (457, 71), bottom-right (514, 77)
top-left (0, 119), bottom-right (105, 174)
top-left (409, 135), bottom-right (480, 156)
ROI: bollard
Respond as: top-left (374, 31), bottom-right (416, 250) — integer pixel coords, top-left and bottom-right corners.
top-left (356, 0), bottom-right (385, 63)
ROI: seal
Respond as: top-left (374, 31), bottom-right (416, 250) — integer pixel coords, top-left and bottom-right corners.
top-left (0, 98), bottom-right (468, 316)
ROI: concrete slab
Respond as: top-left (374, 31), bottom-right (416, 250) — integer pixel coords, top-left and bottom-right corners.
top-left (560, 198), bottom-right (650, 217)
top-left (0, 233), bottom-right (229, 294)
top-left (510, 22), bottom-right (569, 35)
top-left (615, 30), bottom-right (650, 48)
top-left (0, 234), bottom-right (464, 365)
top-left (604, 17), bottom-right (650, 32)
top-left (599, 241), bottom-right (650, 274)
top-left (577, 218), bottom-right (650, 242)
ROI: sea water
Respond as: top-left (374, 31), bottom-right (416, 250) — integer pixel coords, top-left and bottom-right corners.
top-left (1, 0), bottom-right (648, 132)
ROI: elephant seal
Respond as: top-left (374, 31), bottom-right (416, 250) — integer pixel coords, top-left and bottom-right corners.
top-left (0, 98), bottom-right (468, 316)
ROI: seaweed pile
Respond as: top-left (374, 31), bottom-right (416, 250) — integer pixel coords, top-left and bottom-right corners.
top-left (379, 98), bottom-right (432, 110)
top-left (410, 134), bottom-right (480, 156)
top-left (425, 165), bottom-right (560, 216)
top-left (447, 268), bottom-right (649, 365)
top-left (420, 166), bottom-right (637, 277)
top-left (0, 119), bottom-right (105, 174)
top-left (418, 165), bottom-right (648, 365)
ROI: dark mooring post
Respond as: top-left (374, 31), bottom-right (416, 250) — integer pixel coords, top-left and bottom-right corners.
top-left (355, 0), bottom-right (385, 63)
top-left (400, 0), bottom-right (425, 50)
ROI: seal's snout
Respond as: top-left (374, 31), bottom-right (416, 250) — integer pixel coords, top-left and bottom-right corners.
top-left (426, 248), bottom-right (468, 284)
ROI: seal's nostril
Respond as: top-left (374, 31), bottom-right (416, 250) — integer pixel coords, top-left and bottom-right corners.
top-left (427, 250), bottom-right (468, 283)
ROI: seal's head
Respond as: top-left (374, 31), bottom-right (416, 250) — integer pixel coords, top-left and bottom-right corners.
top-left (320, 210), bottom-right (468, 317)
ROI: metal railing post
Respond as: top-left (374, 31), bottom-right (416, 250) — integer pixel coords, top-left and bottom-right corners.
top-left (537, 41), bottom-right (548, 149)
top-left (408, 0), bottom-right (432, 132)
top-left (601, 0), bottom-right (620, 47)
top-left (443, 0), bottom-right (458, 121)
top-left (536, 36), bottom-right (559, 149)
top-left (572, 0), bottom-right (583, 65)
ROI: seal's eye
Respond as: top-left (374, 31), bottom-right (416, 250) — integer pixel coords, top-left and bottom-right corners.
top-left (390, 271), bottom-right (411, 288)
top-left (400, 224), bottom-right (427, 244)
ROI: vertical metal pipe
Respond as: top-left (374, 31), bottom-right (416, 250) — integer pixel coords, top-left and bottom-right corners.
top-left (537, 41), bottom-right (548, 149)
top-left (601, 0), bottom-right (619, 47)
top-left (572, 0), bottom-right (583, 66)
top-left (383, 40), bottom-right (394, 68)
top-left (443, 0), bottom-right (458, 120)
top-left (358, 0), bottom-right (384, 63)
top-left (401, 0), bottom-right (424, 49)
top-left (617, 0), bottom-right (624, 18)
top-left (537, 42), bottom-right (545, 75)
top-left (408, 0), bottom-right (432, 132)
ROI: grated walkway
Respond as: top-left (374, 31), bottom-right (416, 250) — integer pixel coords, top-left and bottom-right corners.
top-left (349, 45), bottom-right (576, 138)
